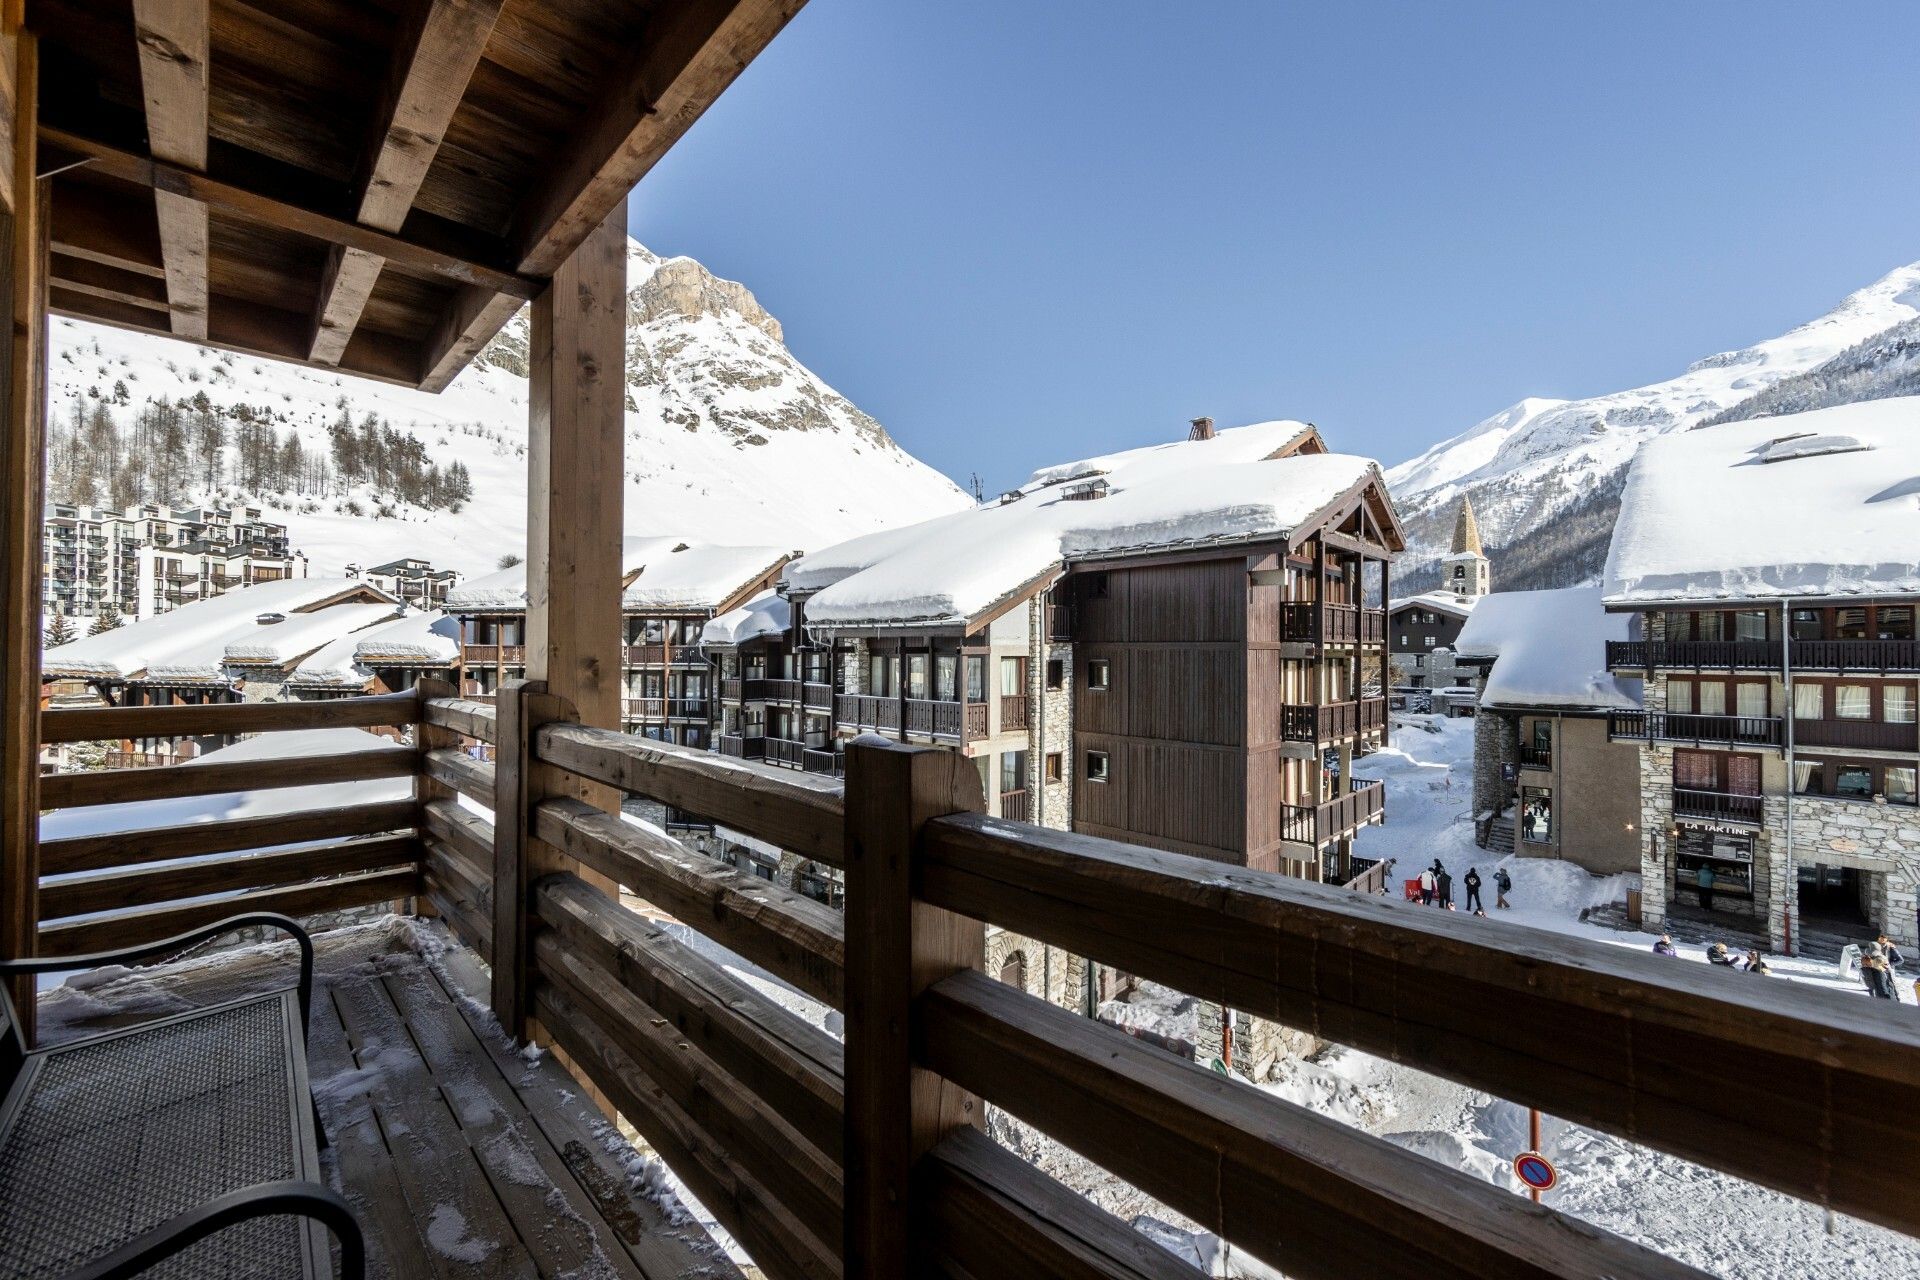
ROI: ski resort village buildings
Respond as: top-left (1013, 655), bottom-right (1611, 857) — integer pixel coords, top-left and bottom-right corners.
top-left (43, 501), bottom-right (305, 624)
top-left (1601, 400), bottom-right (1920, 951)
top-left (1388, 495), bottom-right (1491, 708)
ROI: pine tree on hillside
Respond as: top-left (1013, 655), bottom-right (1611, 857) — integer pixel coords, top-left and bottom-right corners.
top-left (88, 605), bottom-right (123, 636)
top-left (46, 612), bottom-right (74, 647)
top-left (192, 391), bottom-right (222, 490)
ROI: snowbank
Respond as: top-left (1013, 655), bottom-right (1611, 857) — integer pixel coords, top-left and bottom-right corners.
top-left (701, 590), bottom-right (790, 646)
top-left (1454, 587), bottom-right (1641, 711)
top-left (221, 601), bottom-right (402, 666)
top-left (1604, 397), bottom-right (1920, 603)
top-left (1389, 588), bottom-right (1478, 620)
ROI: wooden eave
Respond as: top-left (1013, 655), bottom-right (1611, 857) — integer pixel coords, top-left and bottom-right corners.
top-left (28, 0), bottom-right (806, 391)
top-left (1283, 470), bottom-right (1407, 558)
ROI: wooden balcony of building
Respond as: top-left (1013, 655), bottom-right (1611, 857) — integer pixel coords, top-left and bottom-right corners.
top-left (1279, 602), bottom-right (1388, 647)
top-left (1280, 697), bottom-right (1388, 743)
top-left (1000, 694), bottom-right (1031, 733)
top-left (1794, 716), bottom-right (1920, 752)
top-left (1608, 710), bottom-right (1786, 750)
top-left (1671, 787), bottom-right (1765, 825)
top-left (1280, 776), bottom-right (1385, 847)
top-left (13, 682), bottom-right (1920, 1280)
top-left (1609, 636), bottom-right (1920, 674)
top-left (717, 732), bottom-right (767, 761)
top-left (625, 643), bottom-right (667, 666)
top-left (833, 693), bottom-right (963, 740)
top-left (998, 787), bottom-right (1030, 823)
top-left (463, 644), bottom-right (527, 667)
top-left (1517, 742), bottom-right (1553, 769)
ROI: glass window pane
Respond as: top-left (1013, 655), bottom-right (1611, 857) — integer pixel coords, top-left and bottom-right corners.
top-left (1836, 765), bottom-right (1874, 797)
top-left (1697, 682), bottom-right (1726, 716)
top-left (965, 655), bottom-right (986, 702)
top-left (1725, 755), bottom-right (1761, 796)
top-left (1791, 609), bottom-right (1823, 640)
top-left (1836, 684), bottom-right (1872, 719)
top-left (1668, 678), bottom-right (1694, 715)
top-left (1521, 788), bottom-right (1552, 843)
top-left (935, 655), bottom-right (957, 702)
top-left (1879, 607), bottom-right (1915, 640)
top-left (1836, 608), bottom-right (1868, 639)
top-left (1000, 657), bottom-right (1022, 696)
top-left (1736, 683), bottom-right (1768, 718)
top-left (1794, 682), bottom-right (1825, 720)
top-left (1887, 685), bottom-right (1916, 724)
top-left (1888, 767), bottom-right (1917, 804)
top-left (907, 654), bottom-right (929, 700)
top-left (1793, 760), bottom-right (1820, 794)
top-left (1734, 610), bottom-right (1768, 641)
top-left (1695, 612), bottom-right (1724, 641)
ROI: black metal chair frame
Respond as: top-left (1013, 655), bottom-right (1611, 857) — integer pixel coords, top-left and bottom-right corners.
top-left (0, 913), bottom-right (365, 1279)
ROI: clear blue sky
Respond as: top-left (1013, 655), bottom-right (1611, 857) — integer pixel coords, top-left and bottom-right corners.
top-left (628, 1), bottom-right (1920, 493)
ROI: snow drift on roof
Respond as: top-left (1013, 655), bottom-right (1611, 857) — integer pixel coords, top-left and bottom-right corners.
top-left (42, 577), bottom-right (396, 680)
top-left (1756, 432), bottom-right (1871, 464)
top-left (1389, 590), bottom-right (1479, 621)
top-left (289, 609), bottom-right (461, 687)
top-left (221, 602), bottom-right (402, 666)
top-left (1604, 398), bottom-right (1920, 604)
top-left (1021, 419), bottom-right (1314, 492)
top-left (622, 544), bottom-right (788, 611)
top-left (804, 451), bottom-right (1378, 628)
top-left (1454, 588), bottom-right (1641, 711)
top-left (701, 590), bottom-right (790, 647)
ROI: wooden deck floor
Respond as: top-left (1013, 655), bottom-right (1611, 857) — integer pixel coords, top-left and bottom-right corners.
top-left (37, 917), bottom-right (741, 1280)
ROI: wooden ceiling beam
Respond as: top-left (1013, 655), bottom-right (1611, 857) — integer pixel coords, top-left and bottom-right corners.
top-left (417, 0), bottom-right (805, 393)
top-left (131, 0), bottom-right (210, 340)
top-left (309, 0), bottom-right (504, 366)
top-left (49, 181), bottom-right (164, 278)
top-left (49, 252), bottom-right (171, 313)
top-left (39, 128), bottom-right (541, 301)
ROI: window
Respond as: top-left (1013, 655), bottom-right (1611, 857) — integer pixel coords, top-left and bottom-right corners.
top-left (1790, 609), bottom-right (1823, 641)
top-left (1735, 682), bottom-right (1768, 718)
top-left (1531, 720), bottom-right (1551, 752)
top-left (1793, 760), bottom-right (1821, 795)
top-left (1000, 657), bottom-right (1025, 696)
top-left (935, 654), bottom-right (958, 702)
top-left (1697, 682), bottom-right (1726, 717)
top-left (1733, 610), bottom-right (1769, 642)
top-left (1835, 765), bottom-right (1875, 798)
top-left (1793, 681), bottom-right (1824, 720)
top-left (1836, 608), bottom-right (1869, 640)
top-left (1673, 749), bottom-right (1719, 792)
top-left (1521, 787), bottom-right (1553, 844)
top-left (1835, 684), bottom-right (1872, 719)
top-left (868, 654), bottom-right (896, 697)
top-left (1887, 684), bottom-right (1916, 724)
top-left (1424, 636), bottom-right (1436, 648)
top-left (1086, 750), bottom-right (1110, 783)
top-left (1044, 751), bottom-right (1063, 783)
top-left (1880, 607), bottom-right (1915, 640)
top-left (1000, 750), bottom-right (1027, 795)
top-left (1695, 612), bottom-right (1723, 641)
top-left (906, 653), bottom-right (930, 701)
top-left (1045, 658), bottom-right (1064, 690)
top-left (1088, 658), bottom-right (1111, 691)
top-left (1889, 766), bottom-right (1917, 805)
top-left (965, 655), bottom-right (986, 703)
top-left (1398, 634), bottom-right (1408, 647)
top-left (1668, 678), bottom-right (1694, 715)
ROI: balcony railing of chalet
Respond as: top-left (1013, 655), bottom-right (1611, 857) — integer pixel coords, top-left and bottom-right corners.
top-left (1279, 602), bottom-right (1387, 645)
top-left (1794, 717), bottom-right (1920, 752)
top-left (964, 701), bottom-right (988, 739)
top-left (1517, 744), bottom-right (1553, 769)
top-left (626, 643), bottom-right (666, 665)
top-left (765, 736), bottom-right (805, 768)
top-left (999, 788), bottom-right (1029, 823)
top-left (1606, 639), bottom-right (1778, 671)
top-left (764, 678), bottom-right (804, 703)
top-left (1000, 695), bottom-right (1030, 732)
top-left (801, 748), bottom-right (841, 776)
top-left (804, 681), bottom-right (833, 711)
top-left (669, 697), bottom-right (710, 719)
top-left (1792, 638), bottom-right (1920, 673)
top-left (464, 644), bottom-right (527, 666)
top-left (1280, 698), bottom-right (1388, 743)
top-left (722, 677), bottom-right (742, 700)
top-left (623, 696), bottom-right (665, 720)
top-left (1341, 856), bottom-right (1392, 896)
top-left (28, 684), bottom-right (1920, 1279)
top-left (1672, 787), bottom-right (1764, 825)
top-left (1280, 777), bottom-right (1385, 846)
top-left (836, 694), bottom-right (965, 739)
top-left (717, 733), bottom-right (766, 761)
top-left (1608, 710), bottom-right (1785, 749)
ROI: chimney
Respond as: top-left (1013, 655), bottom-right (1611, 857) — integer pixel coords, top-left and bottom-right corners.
top-left (1188, 416), bottom-right (1215, 441)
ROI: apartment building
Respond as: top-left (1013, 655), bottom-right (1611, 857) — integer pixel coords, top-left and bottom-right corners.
top-left (43, 501), bottom-right (306, 623)
top-left (350, 557), bottom-right (460, 608)
top-left (1601, 401), bottom-right (1920, 950)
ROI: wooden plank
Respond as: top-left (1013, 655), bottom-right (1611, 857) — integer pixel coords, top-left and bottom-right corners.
top-left (536, 721), bottom-right (845, 866)
top-left (533, 796), bottom-right (843, 1005)
top-left (918, 1128), bottom-right (1206, 1280)
top-left (418, 285), bottom-right (521, 393)
top-left (424, 695), bottom-right (498, 744)
top-left (537, 938), bottom-right (841, 1239)
top-left (424, 745), bottom-right (492, 807)
top-left (47, 251), bottom-right (171, 311)
top-left (40, 688), bottom-right (420, 742)
top-left (535, 873), bottom-right (844, 1159)
top-left (0, 31), bottom-right (42, 1036)
top-left (423, 796), bottom-right (494, 876)
top-left (131, 0), bottom-right (209, 338)
top-left (425, 842), bottom-right (492, 956)
top-left (489, 680), bottom-right (535, 1033)
top-left (413, 677), bottom-right (460, 926)
top-left (840, 739), bottom-right (985, 1276)
top-left (917, 812), bottom-right (1920, 1238)
top-left (40, 798), bottom-right (417, 875)
top-left (36, 865), bottom-right (418, 956)
top-left (39, 128), bottom-right (541, 301)
top-left (309, 0), bottom-right (504, 364)
top-left (39, 832), bottom-right (418, 920)
top-left (534, 978), bottom-right (840, 1280)
top-left (922, 970), bottom-right (1705, 1280)
top-left (41, 746), bottom-right (417, 809)
top-left (49, 179), bottom-right (164, 276)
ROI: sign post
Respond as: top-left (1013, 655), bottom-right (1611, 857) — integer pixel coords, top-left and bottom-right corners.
top-left (1513, 1114), bottom-right (1556, 1202)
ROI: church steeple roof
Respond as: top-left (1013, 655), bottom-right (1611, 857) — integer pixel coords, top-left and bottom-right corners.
top-left (1449, 495), bottom-right (1483, 557)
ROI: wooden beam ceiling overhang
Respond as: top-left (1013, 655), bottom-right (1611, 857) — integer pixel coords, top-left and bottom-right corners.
top-left (309, 0), bottom-right (504, 366)
top-left (130, 0), bottom-right (208, 339)
top-left (418, 0), bottom-right (805, 392)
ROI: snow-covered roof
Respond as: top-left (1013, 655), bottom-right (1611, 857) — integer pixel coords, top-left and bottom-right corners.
top-left (1454, 587), bottom-right (1642, 711)
top-left (701, 590), bottom-right (790, 647)
top-left (1389, 589), bottom-right (1478, 621)
top-left (444, 536), bottom-right (689, 611)
top-left (1604, 398), bottom-right (1920, 605)
top-left (802, 449), bottom-right (1382, 628)
top-left (221, 602), bottom-right (403, 667)
top-left (289, 609), bottom-right (461, 687)
top-left (1021, 419), bottom-right (1318, 491)
top-left (43, 578), bottom-right (395, 680)
top-left (621, 543), bottom-right (789, 611)
top-left (40, 729), bottom-right (411, 843)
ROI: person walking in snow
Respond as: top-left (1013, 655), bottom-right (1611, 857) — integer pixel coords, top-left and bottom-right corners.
top-left (1652, 935), bottom-right (1677, 957)
top-left (1696, 863), bottom-right (1716, 913)
top-left (1435, 865), bottom-right (1453, 910)
top-left (1494, 866), bottom-right (1512, 910)
top-left (1463, 867), bottom-right (1483, 913)
top-left (1419, 866), bottom-right (1436, 906)
top-left (1861, 949), bottom-right (1899, 1000)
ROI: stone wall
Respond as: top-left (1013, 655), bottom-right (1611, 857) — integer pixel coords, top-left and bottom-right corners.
top-left (1791, 794), bottom-right (1920, 948)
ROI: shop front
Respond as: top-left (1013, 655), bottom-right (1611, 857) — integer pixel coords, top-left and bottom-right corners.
top-left (1674, 823), bottom-right (1757, 916)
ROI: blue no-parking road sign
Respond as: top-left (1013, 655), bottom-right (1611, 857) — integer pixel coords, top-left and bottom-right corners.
top-left (1513, 1152), bottom-right (1557, 1192)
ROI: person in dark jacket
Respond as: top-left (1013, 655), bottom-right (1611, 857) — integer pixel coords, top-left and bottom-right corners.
top-left (1705, 942), bottom-right (1736, 967)
top-left (1463, 867), bottom-right (1483, 912)
top-left (1434, 865), bottom-right (1453, 910)
top-left (1494, 867), bottom-right (1512, 909)
top-left (1652, 935), bottom-right (1677, 957)
top-left (1878, 934), bottom-right (1906, 970)
top-left (1862, 952), bottom-right (1899, 1000)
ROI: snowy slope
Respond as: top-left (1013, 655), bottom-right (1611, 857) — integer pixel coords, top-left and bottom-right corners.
top-left (48, 239), bottom-right (971, 577)
top-left (1387, 262), bottom-right (1920, 588)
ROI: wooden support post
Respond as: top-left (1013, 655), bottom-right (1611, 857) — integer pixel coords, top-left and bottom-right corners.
top-left (0, 28), bottom-right (43, 1040)
top-left (842, 737), bottom-right (987, 1275)
top-left (412, 677), bottom-right (458, 920)
top-left (490, 678), bottom-right (577, 1035)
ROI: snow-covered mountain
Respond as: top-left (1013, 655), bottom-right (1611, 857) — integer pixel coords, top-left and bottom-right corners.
top-left (1387, 262), bottom-right (1920, 590)
top-left (47, 240), bottom-right (971, 576)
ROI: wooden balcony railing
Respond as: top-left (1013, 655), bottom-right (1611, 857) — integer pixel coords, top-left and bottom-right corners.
top-left (764, 677), bottom-right (804, 703)
top-left (765, 736), bottom-right (805, 768)
top-left (964, 701), bottom-right (988, 739)
top-left (1280, 698), bottom-right (1388, 742)
top-left (802, 748), bottom-right (841, 776)
top-left (803, 681), bottom-right (833, 711)
top-left (717, 733), bottom-right (766, 761)
top-left (1608, 710), bottom-right (1785, 749)
top-left (721, 676), bottom-right (742, 700)
top-left (1606, 639), bottom-right (1777, 671)
top-left (625, 643), bottom-right (666, 665)
top-left (836, 695), bottom-right (963, 739)
top-left (998, 788), bottom-right (1029, 823)
top-left (1517, 744), bottom-right (1553, 769)
top-left (622, 696), bottom-right (665, 720)
top-left (1341, 856), bottom-right (1392, 896)
top-left (1671, 787), bottom-right (1764, 825)
top-left (463, 643), bottom-right (527, 666)
top-left (668, 697), bottom-right (710, 719)
top-left (1793, 717), bottom-right (1920, 752)
top-left (999, 694), bottom-right (1030, 733)
top-left (1791, 638), bottom-right (1920, 673)
top-left (1279, 777), bottom-right (1385, 846)
top-left (1279, 602), bottom-right (1387, 645)
top-left (27, 683), bottom-right (1920, 1280)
